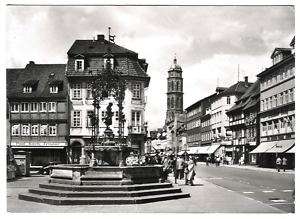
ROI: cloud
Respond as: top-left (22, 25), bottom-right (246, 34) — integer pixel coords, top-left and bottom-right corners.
top-left (6, 5), bottom-right (294, 130)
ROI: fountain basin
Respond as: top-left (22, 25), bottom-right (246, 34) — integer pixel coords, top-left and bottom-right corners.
top-left (49, 164), bottom-right (163, 185)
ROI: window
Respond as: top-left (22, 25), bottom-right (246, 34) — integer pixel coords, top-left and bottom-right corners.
top-left (115, 111), bottom-right (119, 121)
top-left (49, 125), bottom-right (57, 136)
top-left (40, 102), bottom-right (47, 112)
top-left (132, 83), bottom-right (141, 99)
top-left (48, 102), bottom-right (56, 112)
top-left (290, 66), bottom-right (295, 76)
top-left (278, 94), bottom-right (283, 105)
top-left (131, 111), bottom-right (141, 127)
top-left (101, 111), bottom-right (106, 118)
top-left (31, 125), bottom-right (39, 136)
top-left (87, 110), bottom-right (93, 127)
top-left (21, 124), bottom-right (30, 136)
top-left (270, 97), bottom-right (273, 109)
top-left (31, 102), bottom-right (38, 112)
top-left (21, 103), bottom-right (29, 112)
top-left (12, 124), bottom-right (20, 136)
top-left (50, 86), bottom-right (58, 93)
top-left (11, 103), bottom-right (19, 112)
top-left (282, 71), bottom-right (286, 79)
top-left (72, 83), bottom-right (82, 99)
top-left (75, 59), bottom-right (84, 71)
top-left (40, 125), bottom-right (48, 136)
top-left (104, 58), bottom-right (114, 69)
top-left (72, 111), bottom-right (81, 127)
top-left (23, 86), bottom-right (32, 93)
top-left (274, 95), bottom-right (277, 107)
top-left (284, 91), bottom-right (289, 104)
top-left (277, 75), bottom-right (281, 82)
top-left (86, 83), bottom-right (93, 99)
top-left (273, 76), bottom-right (277, 84)
top-left (227, 96), bottom-right (231, 104)
top-left (290, 89), bottom-right (294, 102)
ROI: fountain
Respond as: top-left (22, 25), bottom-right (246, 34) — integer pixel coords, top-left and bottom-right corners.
top-left (18, 31), bottom-right (190, 205)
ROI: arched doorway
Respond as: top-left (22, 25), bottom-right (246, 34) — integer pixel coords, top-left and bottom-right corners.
top-left (70, 139), bottom-right (84, 164)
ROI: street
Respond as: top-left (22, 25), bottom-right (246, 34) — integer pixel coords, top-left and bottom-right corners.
top-left (195, 163), bottom-right (295, 213)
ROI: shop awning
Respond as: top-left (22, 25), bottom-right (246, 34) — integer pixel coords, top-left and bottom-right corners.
top-left (206, 144), bottom-right (220, 154)
top-left (188, 146), bottom-right (200, 154)
top-left (265, 139), bottom-right (295, 153)
top-left (188, 146), bottom-right (211, 154)
top-left (285, 145), bottom-right (295, 154)
top-left (249, 141), bottom-right (276, 154)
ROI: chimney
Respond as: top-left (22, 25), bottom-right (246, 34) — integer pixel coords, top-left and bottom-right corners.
top-left (97, 34), bottom-right (105, 41)
top-left (244, 76), bottom-right (249, 86)
top-left (29, 61), bottom-right (35, 65)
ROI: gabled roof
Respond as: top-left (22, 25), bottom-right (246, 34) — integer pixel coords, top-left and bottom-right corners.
top-left (290, 36), bottom-right (295, 48)
top-left (219, 81), bottom-right (253, 97)
top-left (67, 39), bottom-right (138, 57)
top-left (227, 80), bottom-right (260, 114)
top-left (7, 63), bottom-right (67, 100)
top-left (270, 47), bottom-right (292, 59)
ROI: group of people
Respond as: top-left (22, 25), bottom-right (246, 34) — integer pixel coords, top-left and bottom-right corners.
top-left (276, 156), bottom-right (288, 172)
top-left (205, 155), bottom-right (222, 166)
top-left (161, 155), bottom-right (196, 186)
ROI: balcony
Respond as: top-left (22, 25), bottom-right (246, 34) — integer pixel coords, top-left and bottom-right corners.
top-left (128, 125), bottom-right (146, 135)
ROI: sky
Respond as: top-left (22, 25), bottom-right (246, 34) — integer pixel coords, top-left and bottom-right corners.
top-left (6, 5), bottom-right (295, 130)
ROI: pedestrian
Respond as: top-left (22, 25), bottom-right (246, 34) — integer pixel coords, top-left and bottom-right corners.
top-left (282, 156), bottom-right (288, 172)
top-left (276, 156), bottom-right (282, 172)
top-left (215, 156), bottom-right (220, 167)
top-left (161, 155), bottom-right (171, 182)
top-left (175, 156), bottom-right (185, 182)
top-left (206, 156), bottom-right (211, 166)
top-left (186, 157), bottom-right (196, 186)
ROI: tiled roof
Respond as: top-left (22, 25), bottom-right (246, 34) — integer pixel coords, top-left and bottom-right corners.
top-left (68, 39), bottom-right (137, 57)
top-left (239, 80), bottom-right (260, 100)
top-left (7, 63), bottom-right (67, 100)
top-left (226, 80), bottom-right (259, 114)
top-left (219, 81), bottom-right (253, 97)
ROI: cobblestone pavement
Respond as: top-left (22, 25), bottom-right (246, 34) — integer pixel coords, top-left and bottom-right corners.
top-left (7, 175), bottom-right (284, 213)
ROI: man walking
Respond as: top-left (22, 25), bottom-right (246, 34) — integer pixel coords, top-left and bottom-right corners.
top-left (276, 156), bottom-right (282, 172)
top-left (282, 156), bottom-right (288, 172)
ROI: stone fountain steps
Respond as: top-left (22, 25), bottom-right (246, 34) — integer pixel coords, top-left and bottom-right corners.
top-left (50, 178), bottom-right (123, 185)
top-left (28, 187), bottom-right (182, 197)
top-left (39, 182), bottom-right (173, 191)
top-left (19, 192), bottom-right (190, 205)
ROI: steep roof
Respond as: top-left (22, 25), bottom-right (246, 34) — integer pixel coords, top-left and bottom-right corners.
top-left (227, 80), bottom-right (260, 114)
top-left (219, 81), bottom-right (253, 97)
top-left (7, 63), bottom-right (67, 100)
top-left (68, 39), bottom-right (137, 57)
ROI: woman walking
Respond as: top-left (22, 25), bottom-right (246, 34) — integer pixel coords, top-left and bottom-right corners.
top-left (186, 157), bottom-right (196, 186)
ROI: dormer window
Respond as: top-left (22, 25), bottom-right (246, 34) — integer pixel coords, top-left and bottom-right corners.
top-left (50, 86), bottom-right (58, 93)
top-left (23, 86), bottom-right (32, 93)
top-left (104, 58), bottom-right (114, 69)
top-left (75, 59), bottom-right (84, 71)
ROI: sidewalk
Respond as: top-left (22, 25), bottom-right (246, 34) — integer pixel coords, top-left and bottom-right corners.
top-left (7, 175), bottom-right (284, 213)
top-left (197, 162), bottom-right (295, 174)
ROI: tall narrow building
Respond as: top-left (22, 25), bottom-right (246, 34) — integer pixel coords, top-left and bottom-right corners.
top-left (166, 56), bottom-right (184, 124)
top-left (165, 56), bottom-right (185, 152)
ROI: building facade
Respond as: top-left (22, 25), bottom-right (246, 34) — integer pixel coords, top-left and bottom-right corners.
top-left (66, 34), bottom-right (150, 162)
top-left (210, 79), bottom-right (251, 159)
top-left (226, 80), bottom-right (260, 164)
top-left (7, 62), bottom-right (69, 166)
top-left (185, 93), bottom-right (215, 161)
top-left (251, 38), bottom-right (295, 168)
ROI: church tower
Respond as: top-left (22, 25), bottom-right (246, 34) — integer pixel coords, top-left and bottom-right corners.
top-left (165, 56), bottom-right (183, 125)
